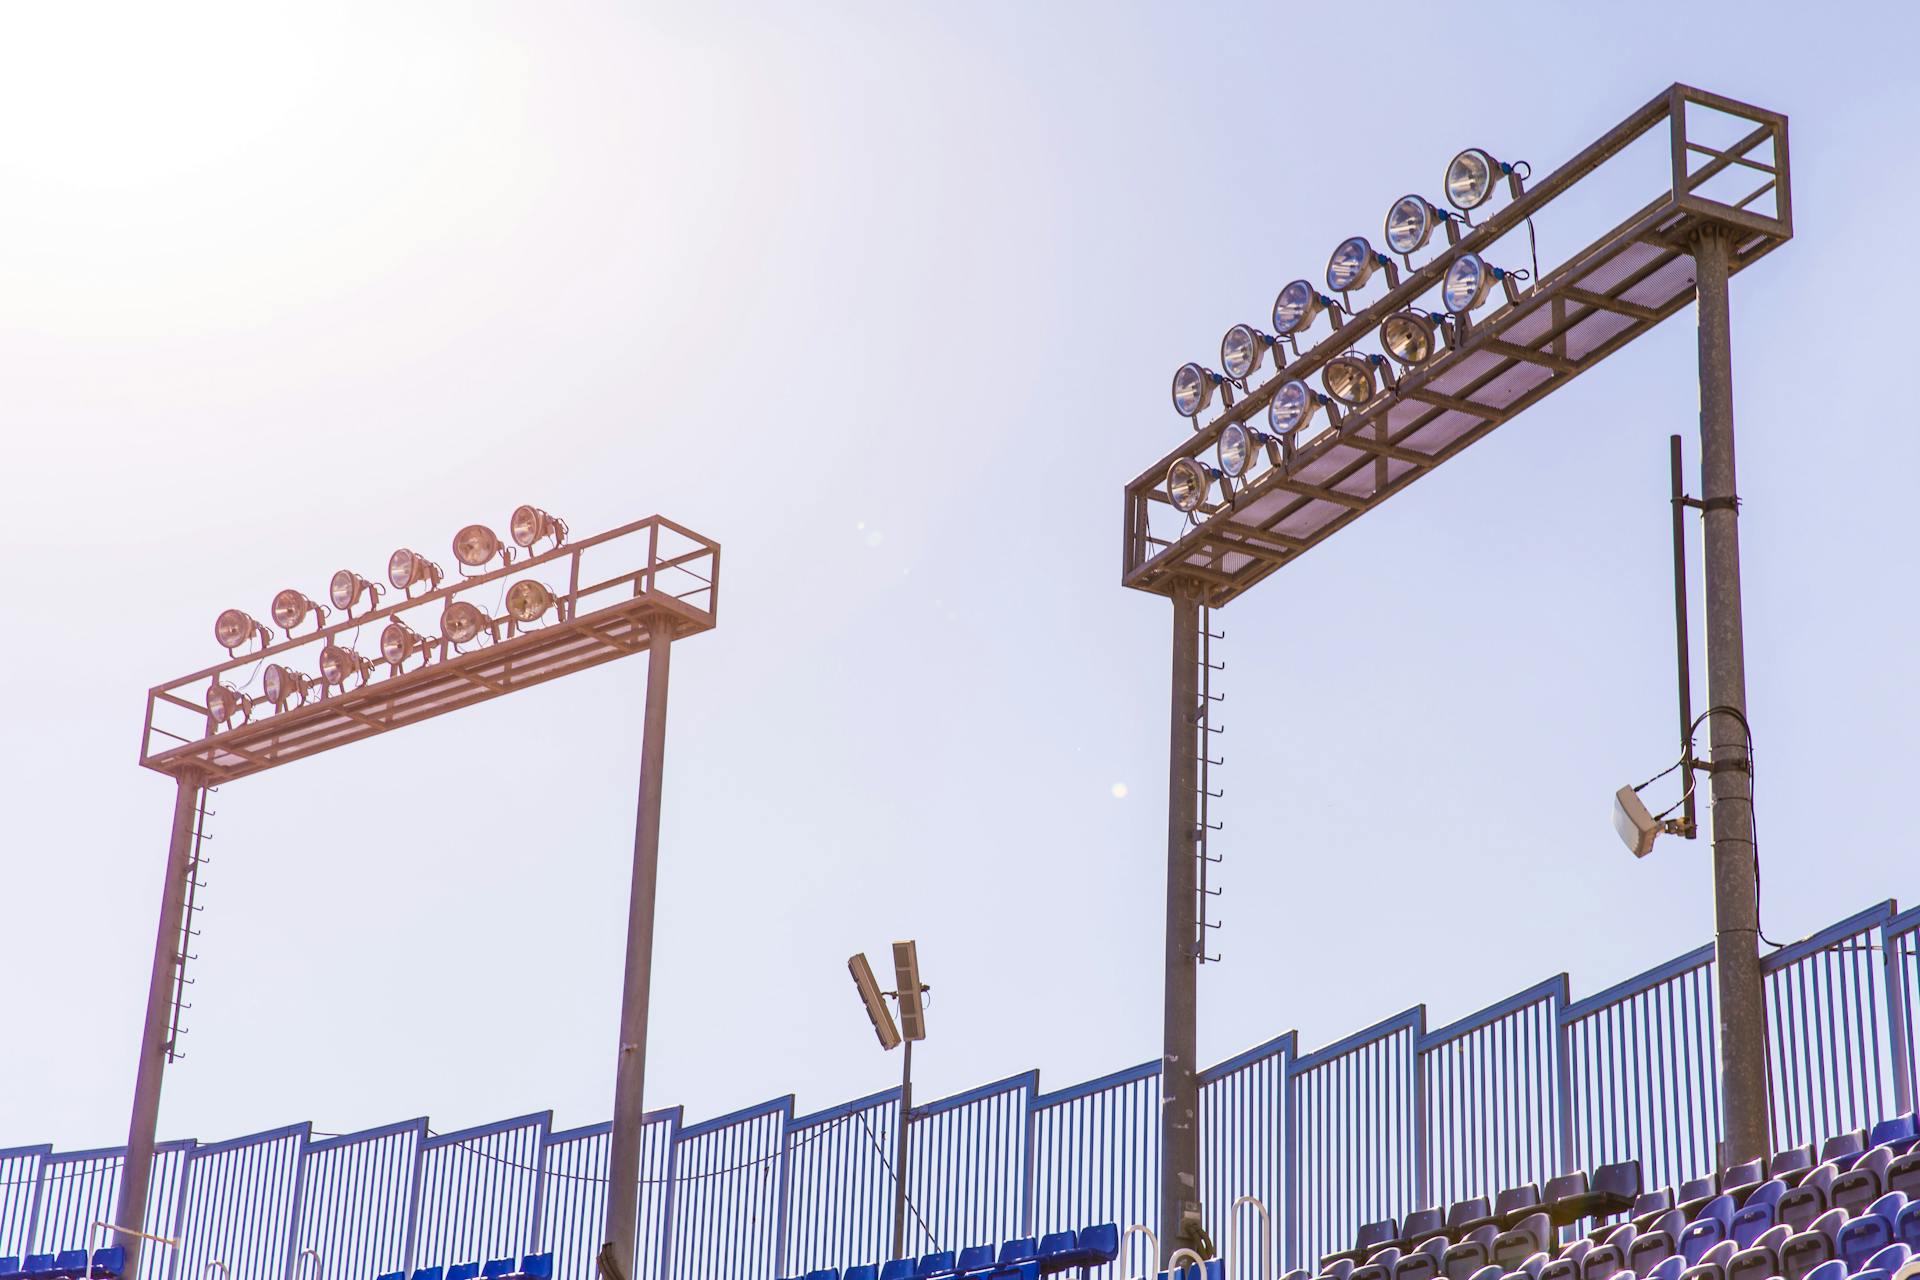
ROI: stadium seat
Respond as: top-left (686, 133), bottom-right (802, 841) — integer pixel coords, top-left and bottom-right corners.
top-left (1729, 1180), bottom-right (1786, 1247)
top-left (1643, 1257), bottom-right (1685, 1280)
top-left (990, 1266), bottom-right (1039, 1280)
top-left (1674, 1177), bottom-right (1719, 1221)
top-left (377, 1273), bottom-right (404, 1280)
top-left (86, 1250), bottom-right (124, 1280)
top-left (1626, 1208), bottom-right (1690, 1274)
top-left (1499, 1250), bottom-right (1547, 1280)
top-left (1398, 1211), bottom-right (1446, 1250)
top-left (1779, 1166), bottom-right (1838, 1233)
top-left (1494, 1186), bottom-right (1544, 1231)
top-left (1723, 1223), bottom-right (1789, 1280)
top-left (1322, 1260), bottom-right (1356, 1280)
top-left (1822, 1132), bottom-right (1868, 1171)
top-left (804, 1269), bottom-right (840, 1280)
top-left (1327, 1221), bottom-right (1404, 1268)
top-left (1676, 1238), bottom-right (1736, 1280)
top-left (1357, 1246), bottom-right (1404, 1280)
top-left (514, 1255), bottom-right (553, 1280)
top-left (1836, 1148), bottom-right (1898, 1215)
top-left (23, 1259), bottom-right (55, 1280)
top-left (1873, 1116), bottom-right (1920, 1154)
top-left (481, 1262), bottom-right (516, 1280)
top-left (1891, 1149), bottom-right (1920, 1199)
top-left (998, 1240), bottom-right (1037, 1266)
top-left (1674, 1194), bottom-right (1737, 1264)
top-left (1395, 1237), bottom-right (1450, 1280)
top-left (50, 1255), bottom-right (86, 1280)
top-left (1037, 1223), bottom-right (1118, 1270)
top-left (1493, 1214), bottom-right (1551, 1269)
top-left (1538, 1239), bottom-right (1591, 1280)
top-left (1901, 1199), bottom-right (1920, 1249)
top-left (879, 1263), bottom-right (917, 1280)
top-left (447, 1265), bottom-right (481, 1280)
top-left (1723, 1161), bottom-right (1764, 1199)
top-left (1450, 1198), bottom-right (1496, 1237)
top-left (916, 1250), bottom-right (956, 1277)
top-left (1839, 1193), bottom-right (1909, 1269)
top-left (1444, 1227), bottom-right (1499, 1280)
top-left (1797, 1259), bottom-right (1845, 1280)
top-left (0, 1261), bottom-right (17, 1279)
top-left (1771, 1146), bottom-right (1816, 1183)
top-left (1779, 1208), bottom-right (1847, 1280)
top-left (1864, 1244), bottom-right (1913, 1278)
top-left (1586, 1224), bottom-right (1639, 1280)
top-left (844, 1269), bottom-right (879, 1280)
top-left (1595, 1192), bottom-right (1671, 1244)
top-left (413, 1267), bottom-right (445, 1280)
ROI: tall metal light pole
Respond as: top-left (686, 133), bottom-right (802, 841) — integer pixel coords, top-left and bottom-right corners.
top-left (1121, 86), bottom-right (1792, 1242)
top-left (120, 513), bottom-right (719, 1278)
top-left (603, 623), bottom-right (673, 1279)
top-left (847, 943), bottom-right (928, 1265)
top-left (1692, 227), bottom-right (1768, 1164)
top-left (1161, 580), bottom-right (1202, 1258)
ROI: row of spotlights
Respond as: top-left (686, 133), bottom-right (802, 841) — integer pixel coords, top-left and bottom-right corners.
top-left (205, 581), bottom-right (567, 727)
top-left (212, 506), bottom-right (568, 653)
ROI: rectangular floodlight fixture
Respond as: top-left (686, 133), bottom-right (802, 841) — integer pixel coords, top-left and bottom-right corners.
top-left (892, 940), bottom-right (926, 1042)
top-left (849, 952), bottom-right (902, 1051)
top-left (1613, 785), bottom-right (1660, 858)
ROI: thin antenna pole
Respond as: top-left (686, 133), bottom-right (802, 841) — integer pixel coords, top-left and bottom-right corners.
top-left (1669, 434), bottom-right (1697, 836)
top-left (893, 1038), bottom-right (913, 1261)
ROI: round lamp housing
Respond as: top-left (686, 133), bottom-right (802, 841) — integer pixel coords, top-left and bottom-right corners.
top-left (270, 588), bottom-right (323, 633)
top-left (505, 579), bottom-right (558, 624)
top-left (329, 569), bottom-right (377, 612)
top-left (388, 548), bottom-right (442, 593)
top-left (1442, 253), bottom-right (1508, 314)
top-left (1220, 325), bottom-right (1273, 381)
top-left (510, 504), bottom-right (567, 550)
top-left (1216, 422), bottom-right (1261, 479)
top-left (1267, 378), bottom-right (1323, 437)
top-left (261, 663), bottom-right (306, 709)
top-left (1385, 194), bottom-right (1442, 256)
top-left (1381, 311), bottom-right (1440, 366)
top-left (441, 601), bottom-right (489, 646)
top-left (214, 608), bottom-right (261, 652)
top-left (1166, 457), bottom-right (1217, 514)
top-left (452, 524), bottom-right (505, 569)
top-left (1172, 362), bottom-right (1223, 418)
top-left (1322, 357), bottom-right (1377, 407)
top-left (206, 682), bottom-right (246, 727)
top-left (1326, 236), bottom-right (1384, 293)
top-left (319, 643), bottom-right (371, 688)
top-left (381, 621), bottom-right (425, 667)
top-left (1271, 280), bottom-right (1328, 336)
top-left (1445, 148), bottom-right (1503, 211)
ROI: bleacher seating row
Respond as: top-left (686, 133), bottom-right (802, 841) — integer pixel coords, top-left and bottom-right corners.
top-left (778, 1222), bottom-right (1120, 1280)
top-left (0, 1248), bottom-right (124, 1278)
top-left (1289, 1115), bottom-right (1920, 1280)
top-left (375, 1255), bottom-right (553, 1280)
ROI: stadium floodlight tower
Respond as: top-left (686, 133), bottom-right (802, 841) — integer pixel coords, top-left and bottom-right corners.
top-left (1125, 86), bottom-right (1789, 1257)
top-left (124, 510), bottom-right (720, 1280)
top-left (849, 942), bottom-right (930, 1263)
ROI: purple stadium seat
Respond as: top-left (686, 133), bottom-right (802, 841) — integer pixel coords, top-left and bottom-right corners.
top-left (1584, 1223), bottom-right (1638, 1280)
top-left (1395, 1237), bottom-right (1450, 1280)
top-left (915, 1250), bottom-right (955, 1277)
top-left (1901, 1199), bottom-right (1920, 1249)
top-left (1835, 1148), bottom-right (1897, 1215)
top-left (1643, 1256), bottom-right (1685, 1280)
top-left (1839, 1194), bottom-right (1909, 1270)
top-left (1322, 1261), bottom-right (1355, 1280)
top-left (1538, 1238), bottom-right (1592, 1280)
top-left (1778, 1166), bottom-right (1838, 1234)
top-left (86, 1250), bottom-right (124, 1280)
top-left (998, 1240), bottom-right (1037, 1266)
top-left (1674, 1194), bottom-right (1737, 1264)
top-left (1779, 1208), bottom-right (1847, 1280)
top-left (1493, 1214), bottom-right (1552, 1269)
top-left (1354, 1247), bottom-right (1404, 1280)
top-left (846, 1267), bottom-right (880, 1280)
top-left (447, 1265), bottom-right (481, 1280)
top-left (1723, 1222), bottom-right (1790, 1280)
top-left (1729, 1180), bottom-right (1786, 1247)
top-left (1444, 1226), bottom-right (1500, 1280)
top-left (1625, 1209), bottom-right (1687, 1274)
top-left (1676, 1238), bottom-right (1736, 1280)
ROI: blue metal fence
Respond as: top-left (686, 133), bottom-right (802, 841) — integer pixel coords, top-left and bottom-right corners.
top-left (19, 899), bottom-right (1920, 1280)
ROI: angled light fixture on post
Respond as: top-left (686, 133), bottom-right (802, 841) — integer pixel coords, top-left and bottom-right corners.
top-left (848, 941), bottom-right (929, 1264)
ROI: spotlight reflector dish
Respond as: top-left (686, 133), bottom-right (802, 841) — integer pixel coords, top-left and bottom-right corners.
top-left (509, 504), bottom-right (568, 550)
top-left (380, 621), bottom-right (426, 667)
top-left (261, 663), bottom-right (308, 709)
top-left (1326, 236), bottom-right (1383, 292)
top-left (1322, 357), bottom-right (1376, 407)
top-left (1385, 195), bottom-right (1445, 255)
top-left (1172, 362), bottom-right (1222, 418)
top-left (270, 588), bottom-right (325, 634)
top-left (1216, 422), bottom-right (1253, 478)
top-left (505, 579), bottom-right (558, 623)
top-left (1445, 148), bottom-right (1501, 211)
top-left (441, 601), bottom-right (489, 645)
top-left (1220, 325), bottom-right (1273, 380)
top-left (388, 548), bottom-right (443, 593)
top-left (1167, 457), bottom-right (1215, 514)
top-left (1442, 253), bottom-right (1512, 314)
top-left (453, 524), bottom-right (507, 570)
top-left (329, 569), bottom-right (380, 613)
top-left (1271, 280), bottom-right (1328, 336)
top-left (206, 682), bottom-right (247, 727)
top-left (1381, 311), bottom-right (1439, 366)
top-left (318, 643), bottom-right (372, 688)
top-left (1267, 379), bottom-right (1322, 437)
top-left (214, 608), bottom-right (265, 653)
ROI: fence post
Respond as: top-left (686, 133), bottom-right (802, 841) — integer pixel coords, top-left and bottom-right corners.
top-left (1553, 978), bottom-right (1575, 1177)
top-left (1282, 1063), bottom-right (1298, 1272)
top-left (1885, 915), bottom-right (1915, 1117)
top-left (277, 1127), bottom-right (314, 1280)
top-left (399, 1120), bottom-right (429, 1276)
top-left (1411, 1008), bottom-right (1429, 1213)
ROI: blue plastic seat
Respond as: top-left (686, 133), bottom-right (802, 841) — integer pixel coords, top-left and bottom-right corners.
top-left (804, 1269), bottom-right (841, 1280)
top-left (998, 1239), bottom-right (1037, 1265)
top-left (0, 1259), bottom-right (18, 1279)
top-left (51, 1255), bottom-right (86, 1280)
top-left (1643, 1257), bottom-right (1684, 1280)
top-left (87, 1249), bottom-right (126, 1280)
top-left (878, 1262), bottom-right (916, 1280)
top-left (413, 1268), bottom-right (444, 1280)
top-left (377, 1273), bottom-right (405, 1280)
top-left (1779, 1208), bottom-right (1846, 1280)
top-left (1864, 1243), bottom-right (1911, 1276)
top-left (23, 1257), bottom-right (56, 1280)
top-left (1900, 1198), bottom-right (1920, 1249)
top-left (480, 1262), bottom-right (515, 1280)
top-left (989, 1266), bottom-right (1039, 1280)
top-left (1675, 1195), bottom-right (1736, 1265)
top-left (1039, 1223), bottom-right (1120, 1270)
top-left (515, 1256), bottom-right (553, 1280)
top-left (1729, 1181), bottom-right (1784, 1248)
top-left (917, 1250), bottom-right (955, 1277)
top-left (1797, 1260), bottom-right (1843, 1280)
top-left (845, 1267), bottom-right (879, 1280)
top-left (1677, 1238), bottom-right (1735, 1280)
top-left (1872, 1115), bottom-right (1920, 1154)
top-left (1839, 1193), bottom-right (1907, 1270)
top-left (955, 1245), bottom-right (996, 1275)
top-left (447, 1265), bottom-right (481, 1280)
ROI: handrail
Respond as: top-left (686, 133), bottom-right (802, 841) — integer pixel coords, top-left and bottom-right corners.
top-left (88, 1221), bottom-right (180, 1268)
top-left (205, 1262), bottom-right (230, 1279)
top-left (1120, 1224), bottom-right (1160, 1280)
top-left (1230, 1194), bottom-right (1274, 1280)
top-left (298, 1246), bottom-right (323, 1280)
top-left (1169, 1247), bottom-right (1207, 1276)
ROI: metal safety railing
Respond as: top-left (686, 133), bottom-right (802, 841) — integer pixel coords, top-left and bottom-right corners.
top-left (11, 899), bottom-right (1920, 1280)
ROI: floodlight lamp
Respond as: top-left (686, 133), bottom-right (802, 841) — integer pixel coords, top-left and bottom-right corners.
top-left (1166, 457), bottom-right (1219, 514)
top-left (380, 620), bottom-right (428, 670)
top-left (318, 643), bottom-right (374, 689)
top-left (1380, 311), bottom-right (1446, 367)
top-left (440, 600), bottom-right (491, 646)
top-left (1322, 354), bottom-right (1389, 407)
top-left (214, 608), bottom-right (272, 654)
top-left (1612, 786), bottom-right (1661, 858)
top-left (505, 579), bottom-right (558, 624)
top-left (1325, 236), bottom-right (1399, 295)
top-left (270, 588), bottom-right (328, 636)
top-left (1272, 279), bottom-right (1334, 337)
top-left (1267, 378), bottom-right (1329, 439)
top-left (1216, 421), bottom-right (1272, 479)
top-left (261, 663), bottom-right (311, 711)
top-left (387, 548), bottom-right (444, 596)
top-left (1444, 147), bottom-right (1527, 212)
top-left (892, 940), bottom-right (927, 1042)
top-left (205, 682), bottom-right (249, 728)
top-left (847, 953), bottom-right (902, 1052)
top-left (1172, 362), bottom-right (1225, 419)
top-left (1220, 324), bottom-right (1276, 381)
top-left (1384, 194), bottom-right (1457, 257)
top-left (1441, 252), bottom-right (1521, 315)
top-left (509, 504), bottom-right (568, 551)
top-left (452, 524), bottom-right (513, 572)
top-left (329, 569), bottom-right (382, 616)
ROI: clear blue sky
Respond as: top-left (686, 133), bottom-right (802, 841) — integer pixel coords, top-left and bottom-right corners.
top-left (3, 1), bottom-right (1917, 1152)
